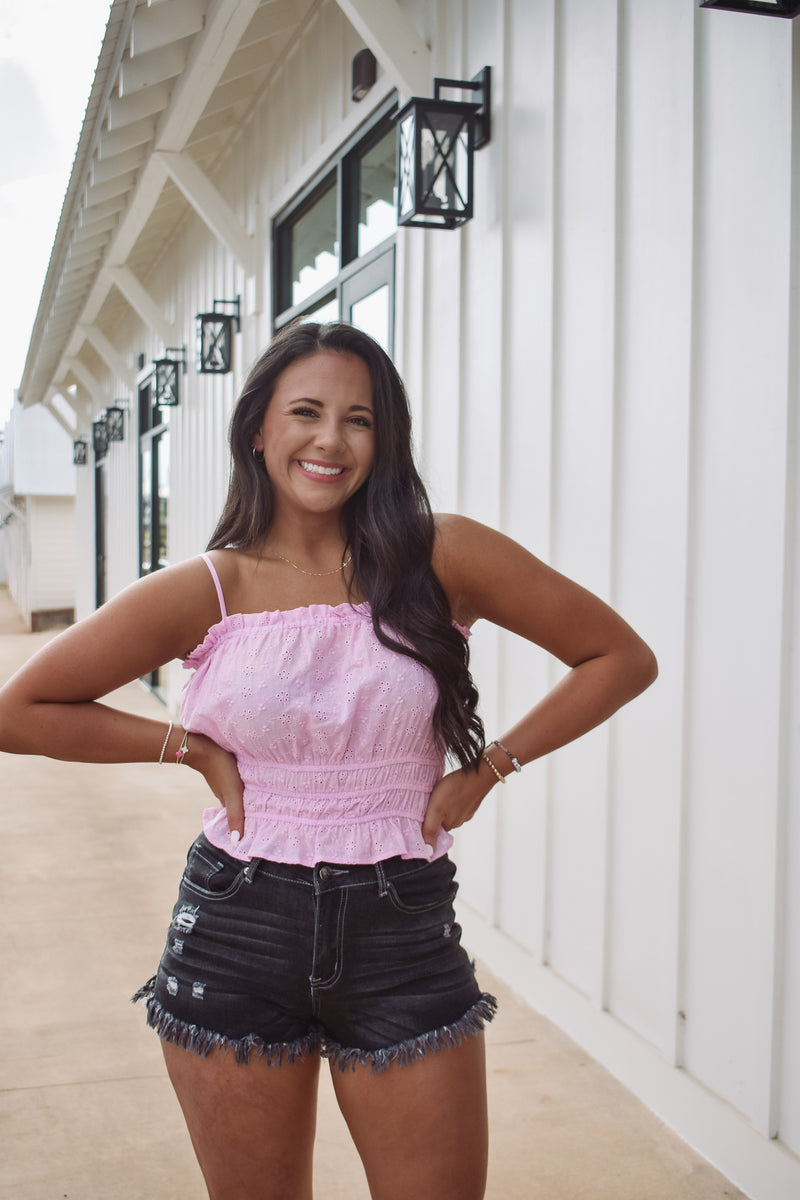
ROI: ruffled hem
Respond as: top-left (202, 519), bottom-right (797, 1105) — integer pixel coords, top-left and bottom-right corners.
top-left (183, 602), bottom-right (470, 668)
top-left (184, 601), bottom-right (372, 668)
top-left (132, 980), bottom-right (497, 1073)
top-left (202, 806), bottom-right (453, 866)
top-left (324, 993), bottom-right (498, 1074)
top-left (131, 979), bottom-right (320, 1066)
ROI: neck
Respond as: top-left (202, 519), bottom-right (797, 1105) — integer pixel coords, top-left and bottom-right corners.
top-left (258, 512), bottom-right (348, 565)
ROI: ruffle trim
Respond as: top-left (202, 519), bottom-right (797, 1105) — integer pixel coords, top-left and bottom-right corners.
top-left (184, 601), bottom-right (371, 668)
top-left (202, 805), bottom-right (454, 866)
top-left (324, 993), bottom-right (498, 1074)
top-left (131, 978), bottom-right (321, 1067)
top-left (183, 603), bottom-right (471, 669)
top-left (132, 980), bottom-right (497, 1074)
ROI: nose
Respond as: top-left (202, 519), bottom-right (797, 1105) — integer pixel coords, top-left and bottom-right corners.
top-left (313, 417), bottom-right (345, 453)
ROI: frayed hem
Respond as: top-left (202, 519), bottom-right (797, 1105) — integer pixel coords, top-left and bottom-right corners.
top-left (131, 978), bottom-right (320, 1067)
top-left (323, 992), bottom-right (499, 1074)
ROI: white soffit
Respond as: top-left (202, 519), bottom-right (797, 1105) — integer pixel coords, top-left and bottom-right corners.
top-left (18, 0), bottom-right (317, 410)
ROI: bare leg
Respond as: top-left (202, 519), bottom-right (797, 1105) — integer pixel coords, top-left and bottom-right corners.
top-left (162, 1041), bottom-right (321, 1200)
top-left (330, 1033), bottom-right (488, 1200)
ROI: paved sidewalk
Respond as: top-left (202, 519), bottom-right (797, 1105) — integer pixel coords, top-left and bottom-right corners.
top-left (0, 586), bottom-right (747, 1199)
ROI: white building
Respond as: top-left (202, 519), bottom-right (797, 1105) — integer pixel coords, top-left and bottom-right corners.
top-left (15, 2), bottom-right (800, 1196)
top-left (0, 397), bottom-right (76, 629)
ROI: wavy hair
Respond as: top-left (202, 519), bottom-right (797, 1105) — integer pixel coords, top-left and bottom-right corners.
top-left (208, 321), bottom-right (484, 768)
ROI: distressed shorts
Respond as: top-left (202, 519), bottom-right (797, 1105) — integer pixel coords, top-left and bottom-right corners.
top-left (133, 834), bottom-right (497, 1073)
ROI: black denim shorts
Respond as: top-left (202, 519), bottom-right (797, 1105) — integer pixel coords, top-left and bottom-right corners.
top-left (134, 834), bottom-right (497, 1073)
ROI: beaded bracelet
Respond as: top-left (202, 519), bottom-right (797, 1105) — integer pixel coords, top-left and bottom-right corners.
top-left (492, 738), bottom-right (522, 773)
top-left (175, 730), bottom-right (190, 764)
top-left (158, 721), bottom-right (173, 764)
top-left (482, 751), bottom-right (506, 784)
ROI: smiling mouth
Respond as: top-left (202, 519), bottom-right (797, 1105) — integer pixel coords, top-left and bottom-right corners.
top-left (298, 460), bottom-right (345, 476)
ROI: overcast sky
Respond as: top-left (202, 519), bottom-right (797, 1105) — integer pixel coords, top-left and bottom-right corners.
top-left (0, 0), bottom-right (112, 428)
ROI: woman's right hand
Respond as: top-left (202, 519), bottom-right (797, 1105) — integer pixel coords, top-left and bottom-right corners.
top-left (181, 730), bottom-right (245, 841)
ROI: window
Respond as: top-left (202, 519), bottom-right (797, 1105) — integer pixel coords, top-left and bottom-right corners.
top-left (273, 99), bottom-right (397, 353)
top-left (138, 377), bottom-right (170, 694)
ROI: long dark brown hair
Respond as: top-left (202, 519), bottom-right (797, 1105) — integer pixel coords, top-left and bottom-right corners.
top-left (208, 321), bottom-right (484, 769)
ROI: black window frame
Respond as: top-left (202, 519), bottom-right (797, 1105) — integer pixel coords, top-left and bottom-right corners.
top-left (272, 96), bottom-right (398, 333)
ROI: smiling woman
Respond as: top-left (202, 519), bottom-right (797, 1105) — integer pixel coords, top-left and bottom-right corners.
top-left (0, 321), bottom-right (656, 1200)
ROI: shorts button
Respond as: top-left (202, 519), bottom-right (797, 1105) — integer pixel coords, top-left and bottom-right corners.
top-left (318, 867), bottom-right (331, 882)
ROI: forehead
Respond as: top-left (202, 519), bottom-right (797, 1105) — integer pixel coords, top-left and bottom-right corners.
top-left (273, 349), bottom-right (373, 404)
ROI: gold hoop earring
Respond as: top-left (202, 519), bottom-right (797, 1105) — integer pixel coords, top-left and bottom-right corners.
top-left (252, 446), bottom-right (264, 462)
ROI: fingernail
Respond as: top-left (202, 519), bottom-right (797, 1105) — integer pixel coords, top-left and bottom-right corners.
top-left (230, 830), bottom-right (241, 844)
top-left (422, 843), bottom-right (434, 858)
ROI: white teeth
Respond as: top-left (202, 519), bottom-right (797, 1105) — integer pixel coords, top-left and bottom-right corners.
top-left (299, 461), bottom-right (343, 476)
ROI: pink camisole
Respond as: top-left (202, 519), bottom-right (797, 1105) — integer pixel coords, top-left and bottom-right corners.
top-left (180, 554), bottom-right (465, 866)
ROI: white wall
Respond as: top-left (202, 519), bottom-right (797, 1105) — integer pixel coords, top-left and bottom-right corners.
top-left (61, 1), bottom-right (800, 1195)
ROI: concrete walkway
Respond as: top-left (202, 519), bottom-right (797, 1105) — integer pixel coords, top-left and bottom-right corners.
top-left (0, 585), bottom-right (747, 1199)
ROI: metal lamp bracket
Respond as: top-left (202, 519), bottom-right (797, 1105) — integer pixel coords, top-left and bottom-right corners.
top-left (433, 66), bottom-right (491, 149)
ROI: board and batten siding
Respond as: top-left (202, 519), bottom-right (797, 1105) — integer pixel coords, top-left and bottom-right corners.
top-left (70, 1), bottom-right (799, 1195)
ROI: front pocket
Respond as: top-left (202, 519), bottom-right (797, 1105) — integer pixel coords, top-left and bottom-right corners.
top-left (181, 836), bottom-right (248, 900)
top-left (384, 857), bottom-right (458, 915)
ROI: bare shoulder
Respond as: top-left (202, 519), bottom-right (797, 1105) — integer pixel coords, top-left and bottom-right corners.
top-left (432, 512), bottom-right (654, 671)
top-left (0, 555), bottom-right (224, 705)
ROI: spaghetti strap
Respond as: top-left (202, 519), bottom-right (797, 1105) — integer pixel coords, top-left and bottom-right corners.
top-left (199, 553), bottom-right (228, 619)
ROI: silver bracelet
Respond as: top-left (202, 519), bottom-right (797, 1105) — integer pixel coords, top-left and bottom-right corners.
top-left (492, 739), bottom-right (522, 773)
top-left (158, 721), bottom-right (173, 764)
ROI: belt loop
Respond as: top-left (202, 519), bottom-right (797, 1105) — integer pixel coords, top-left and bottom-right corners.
top-left (243, 860), bottom-right (260, 884)
top-left (375, 860), bottom-right (389, 897)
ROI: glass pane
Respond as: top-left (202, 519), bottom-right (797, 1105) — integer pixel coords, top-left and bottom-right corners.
top-left (349, 284), bottom-right (389, 353)
top-left (140, 444), bottom-right (152, 576)
top-left (398, 111), bottom-right (416, 221)
top-left (421, 112), bottom-right (470, 214)
top-left (291, 183), bottom-right (339, 306)
top-left (300, 295), bottom-right (339, 324)
top-left (357, 127), bottom-right (397, 256)
top-left (157, 434), bottom-right (170, 569)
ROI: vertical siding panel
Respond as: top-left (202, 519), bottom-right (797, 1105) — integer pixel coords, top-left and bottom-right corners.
top-left (605, 0), bottom-right (695, 1056)
top-left (546, 0), bottom-right (618, 1001)
top-left (684, 12), bottom-right (792, 1128)
top-left (491, 0), bottom-right (557, 959)
top-left (772, 18), bottom-right (800, 1155)
top-left (449, 0), bottom-right (505, 924)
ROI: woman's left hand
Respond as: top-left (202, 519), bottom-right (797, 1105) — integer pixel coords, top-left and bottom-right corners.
top-left (421, 763), bottom-right (498, 853)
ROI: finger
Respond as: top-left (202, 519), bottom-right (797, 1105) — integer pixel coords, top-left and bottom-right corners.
top-left (224, 784), bottom-right (245, 842)
top-left (421, 806), bottom-right (444, 852)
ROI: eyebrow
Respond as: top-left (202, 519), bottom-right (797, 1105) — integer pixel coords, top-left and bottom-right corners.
top-left (291, 397), bottom-right (373, 413)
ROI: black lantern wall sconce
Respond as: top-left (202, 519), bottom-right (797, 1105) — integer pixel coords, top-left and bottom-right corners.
top-left (396, 67), bottom-right (491, 230)
top-left (92, 414), bottom-right (109, 458)
top-left (153, 346), bottom-right (187, 406)
top-left (195, 297), bottom-right (240, 375)
top-left (105, 400), bottom-right (128, 442)
top-left (73, 438), bottom-right (89, 466)
top-left (700, 1), bottom-right (800, 14)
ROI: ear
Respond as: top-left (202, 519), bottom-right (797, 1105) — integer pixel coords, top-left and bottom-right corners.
top-left (252, 430), bottom-right (264, 453)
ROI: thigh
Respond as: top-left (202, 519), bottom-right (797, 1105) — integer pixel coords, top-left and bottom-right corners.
top-left (329, 1033), bottom-right (488, 1200)
top-left (162, 1041), bottom-right (321, 1200)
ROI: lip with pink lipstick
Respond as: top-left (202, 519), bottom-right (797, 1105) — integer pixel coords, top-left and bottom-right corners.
top-left (295, 458), bottom-right (349, 482)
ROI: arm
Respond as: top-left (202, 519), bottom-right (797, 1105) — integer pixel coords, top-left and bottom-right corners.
top-left (0, 558), bottom-right (245, 835)
top-left (422, 514), bottom-right (658, 849)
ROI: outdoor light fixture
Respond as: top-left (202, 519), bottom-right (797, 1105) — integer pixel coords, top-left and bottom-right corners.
top-left (396, 67), bottom-right (491, 230)
top-left (700, 0), bottom-right (800, 14)
top-left (352, 48), bottom-right (377, 101)
top-left (92, 415), bottom-right (109, 458)
top-left (195, 298), bottom-right (241, 374)
top-left (105, 401), bottom-right (128, 442)
top-left (153, 346), bottom-right (187, 406)
top-left (73, 438), bottom-right (88, 466)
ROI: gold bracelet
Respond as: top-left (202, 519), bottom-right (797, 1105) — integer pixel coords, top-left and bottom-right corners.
top-left (175, 730), bottom-right (190, 764)
top-left (482, 752), bottom-right (506, 784)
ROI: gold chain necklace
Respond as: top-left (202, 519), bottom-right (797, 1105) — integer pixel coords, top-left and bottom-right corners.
top-left (271, 552), bottom-right (352, 577)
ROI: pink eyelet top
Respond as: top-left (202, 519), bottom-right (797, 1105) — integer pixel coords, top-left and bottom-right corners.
top-left (180, 554), bottom-right (467, 866)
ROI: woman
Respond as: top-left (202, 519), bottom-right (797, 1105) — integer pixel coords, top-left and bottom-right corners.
top-left (0, 322), bottom-right (656, 1200)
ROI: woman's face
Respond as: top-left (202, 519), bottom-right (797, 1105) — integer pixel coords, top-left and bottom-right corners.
top-left (253, 349), bottom-right (375, 520)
